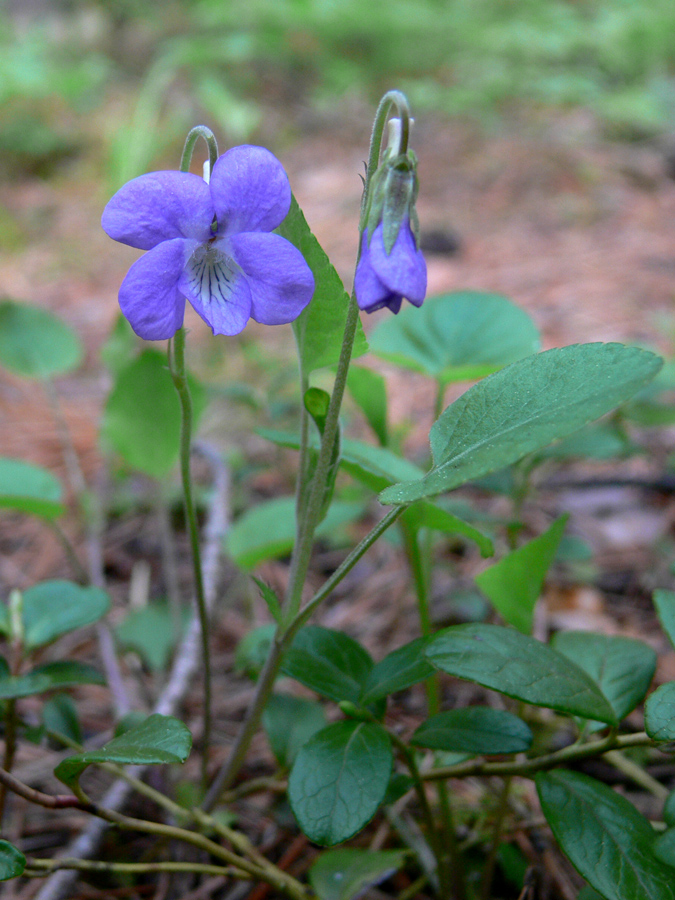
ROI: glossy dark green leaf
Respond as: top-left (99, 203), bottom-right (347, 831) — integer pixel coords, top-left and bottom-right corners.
top-left (101, 349), bottom-right (206, 479)
top-left (653, 827), bottom-right (675, 868)
top-left (369, 291), bottom-right (540, 383)
top-left (288, 721), bottom-right (392, 845)
top-left (0, 457), bottom-right (64, 519)
top-left (537, 769), bottom-right (675, 900)
top-left (645, 683), bottom-right (675, 741)
top-left (55, 713), bottom-right (192, 787)
top-left (0, 299), bottom-right (83, 379)
top-left (664, 790), bottom-right (675, 827)
top-left (263, 693), bottom-right (327, 767)
top-left (653, 590), bottom-right (675, 651)
top-left (0, 661), bottom-right (104, 699)
top-left (21, 580), bottom-right (110, 650)
top-left (401, 501), bottom-right (494, 558)
top-left (346, 366), bottom-right (388, 445)
top-left (360, 637), bottom-right (435, 703)
top-left (282, 626), bottom-right (373, 705)
top-left (552, 631), bottom-right (656, 727)
top-left (0, 840), bottom-right (25, 881)
top-left (425, 624), bottom-right (616, 723)
top-left (410, 707), bottom-right (532, 754)
top-left (277, 195), bottom-right (367, 375)
top-left (309, 848), bottom-right (406, 900)
top-left (476, 516), bottom-right (567, 632)
top-left (381, 344), bottom-right (662, 505)
top-left (225, 497), bottom-right (362, 570)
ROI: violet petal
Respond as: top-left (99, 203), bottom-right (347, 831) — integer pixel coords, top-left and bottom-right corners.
top-left (210, 146), bottom-right (291, 236)
top-left (178, 240), bottom-right (253, 335)
top-left (370, 221), bottom-right (427, 306)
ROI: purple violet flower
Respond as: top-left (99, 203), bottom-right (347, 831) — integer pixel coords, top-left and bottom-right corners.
top-left (354, 217), bottom-right (427, 314)
top-left (101, 145), bottom-right (315, 339)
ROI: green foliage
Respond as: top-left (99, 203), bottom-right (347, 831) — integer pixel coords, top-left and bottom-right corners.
top-left (282, 626), bottom-right (374, 706)
top-left (263, 693), bottom-right (327, 767)
top-left (381, 344), bottom-right (662, 505)
top-left (644, 683), bottom-right (675, 741)
top-left (0, 457), bottom-right (64, 519)
top-left (101, 349), bottom-right (206, 479)
top-left (369, 291), bottom-right (540, 384)
top-left (425, 624), bottom-right (617, 724)
top-left (475, 516), bottom-right (568, 633)
top-left (537, 770), bottom-right (675, 900)
top-left (277, 196), bottom-right (367, 376)
top-left (400, 501), bottom-right (494, 558)
top-left (0, 661), bottom-right (105, 700)
top-left (653, 589), bottom-right (675, 650)
top-left (43, 694), bottom-right (82, 745)
top-left (115, 602), bottom-right (190, 671)
top-left (55, 713), bottom-right (192, 788)
top-left (411, 707), bottom-right (533, 755)
top-left (346, 366), bottom-right (388, 446)
top-left (0, 841), bottom-right (25, 882)
top-left (19, 581), bottom-right (110, 651)
top-left (309, 849), bottom-right (407, 900)
top-left (360, 637), bottom-right (435, 704)
top-left (288, 720), bottom-right (392, 846)
top-left (0, 300), bottom-right (83, 379)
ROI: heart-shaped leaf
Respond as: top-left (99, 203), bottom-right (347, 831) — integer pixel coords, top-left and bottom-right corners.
top-left (289, 721), bottom-right (392, 845)
top-left (381, 344), bottom-right (662, 504)
top-left (425, 624), bottom-right (616, 723)
top-left (0, 299), bottom-right (83, 379)
top-left (21, 581), bottom-right (110, 650)
top-left (411, 707), bottom-right (532, 755)
top-left (55, 713), bottom-right (192, 787)
top-left (0, 457), bottom-right (64, 519)
top-left (537, 769), bottom-right (674, 900)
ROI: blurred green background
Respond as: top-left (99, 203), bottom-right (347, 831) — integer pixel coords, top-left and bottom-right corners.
top-left (2, 0), bottom-right (675, 190)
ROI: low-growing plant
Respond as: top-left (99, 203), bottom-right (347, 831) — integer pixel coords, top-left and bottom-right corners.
top-left (2, 90), bottom-right (675, 900)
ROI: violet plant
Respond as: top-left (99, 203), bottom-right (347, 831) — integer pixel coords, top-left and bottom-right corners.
top-left (1, 89), bottom-right (675, 900)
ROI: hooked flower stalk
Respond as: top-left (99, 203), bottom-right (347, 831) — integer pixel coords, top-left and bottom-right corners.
top-left (102, 145), bottom-right (315, 339)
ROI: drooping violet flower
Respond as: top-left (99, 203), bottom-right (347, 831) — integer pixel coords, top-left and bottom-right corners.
top-left (102, 145), bottom-right (315, 339)
top-left (355, 116), bottom-right (426, 314)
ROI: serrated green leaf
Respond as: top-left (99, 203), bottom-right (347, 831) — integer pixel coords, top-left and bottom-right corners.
top-left (277, 196), bottom-right (367, 375)
top-left (0, 661), bottom-right (104, 699)
top-left (654, 590), bottom-right (675, 651)
top-left (263, 693), bottom-right (327, 767)
top-left (537, 769), bottom-right (675, 900)
top-left (0, 840), bottom-right (25, 881)
top-left (369, 291), bottom-right (540, 383)
top-left (381, 344), bottom-right (662, 505)
top-left (225, 497), bottom-right (362, 570)
top-left (101, 349), bottom-right (206, 479)
top-left (346, 366), bottom-right (388, 446)
top-left (360, 637), bottom-right (435, 703)
top-left (309, 848), bottom-right (406, 900)
top-left (288, 721), bottom-right (392, 845)
top-left (411, 707), bottom-right (532, 754)
top-left (0, 299), bottom-right (83, 379)
top-left (282, 626), bottom-right (373, 705)
top-left (0, 457), bottom-right (64, 519)
top-left (21, 581), bottom-right (110, 650)
top-left (54, 713), bottom-right (192, 788)
top-left (425, 624), bottom-right (617, 723)
top-left (645, 683), bottom-right (675, 741)
top-left (401, 501), bottom-right (494, 558)
top-left (552, 631), bottom-right (656, 729)
top-left (475, 516), bottom-right (568, 633)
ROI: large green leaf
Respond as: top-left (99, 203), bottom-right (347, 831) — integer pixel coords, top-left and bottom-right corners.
top-left (101, 349), bottom-right (206, 479)
top-left (309, 849), bottom-right (406, 900)
top-left (0, 457), bottom-right (64, 519)
top-left (0, 661), bottom-right (104, 699)
top-left (411, 707), bottom-right (532, 755)
top-left (360, 637), bottom-right (435, 703)
top-left (225, 497), bottom-right (362, 570)
top-left (369, 291), bottom-right (540, 383)
top-left (288, 721), bottom-right (392, 845)
top-left (21, 581), bottom-right (110, 650)
top-left (425, 624), bottom-right (616, 723)
top-left (0, 299), bottom-right (83, 379)
top-left (537, 770), bottom-right (675, 900)
top-left (380, 344), bottom-right (662, 505)
top-left (0, 840), bottom-right (25, 881)
top-left (552, 631), bottom-right (656, 728)
top-left (401, 501), bottom-right (494, 558)
top-left (475, 516), bottom-right (567, 632)
top-left (645, 683), bottom-right (675, 741)
top-left (277, 196), bottom-right (367, 375)
top-left (653, 589), bottom-right (675, 651)
top-left (263, 693), bottom-right (327, 767)
top-left (282, 626), bottom-right (373, 705)
top-left (55, 713), bottom-right (192, 787)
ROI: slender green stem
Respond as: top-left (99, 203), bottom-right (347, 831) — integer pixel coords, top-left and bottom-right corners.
top-left (294, 374), bottom-right (310, 521)
top-left (604, 749), bottom-right (669, 800)
top-left (180, 126), bottom-right (219, 176)
top-left (424, 731), bottom-right (654, 782)
top-left (26, 859), bottom-right (237, 878)
top-left (168, 328), bottom-right (211, 792)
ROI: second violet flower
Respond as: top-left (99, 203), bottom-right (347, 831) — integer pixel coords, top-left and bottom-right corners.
top-left (102, 145), bottom-right (315, 340)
